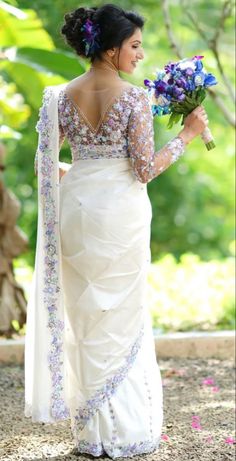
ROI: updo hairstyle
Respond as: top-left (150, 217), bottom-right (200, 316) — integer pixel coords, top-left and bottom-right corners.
top-left (61, 3), bottom-right (145, 62)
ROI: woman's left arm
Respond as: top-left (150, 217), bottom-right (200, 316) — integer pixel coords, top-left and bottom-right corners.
top-left (127, 89), bottom-right (186, 184)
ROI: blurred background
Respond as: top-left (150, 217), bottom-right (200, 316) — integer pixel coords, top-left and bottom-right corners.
top-left (0, 0), bottom-right (235, 336)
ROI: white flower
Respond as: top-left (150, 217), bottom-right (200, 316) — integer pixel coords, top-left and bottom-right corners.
top-left (178, 59), bottom-right (195, 71)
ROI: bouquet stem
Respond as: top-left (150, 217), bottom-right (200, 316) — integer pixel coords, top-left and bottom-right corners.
top-left (200, 127), bottom-right (215, 150)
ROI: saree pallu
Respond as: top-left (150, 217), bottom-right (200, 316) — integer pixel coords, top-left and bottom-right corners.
top-left (59, 157), bottom-right (163, 457)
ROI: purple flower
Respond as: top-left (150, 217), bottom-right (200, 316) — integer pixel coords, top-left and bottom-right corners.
top-left (144, 79), bottom-right (154, 88)
top-left (173, 86), bottom-right (184, 98)
top-left (164, 62), bottom-right (177, 73)
top-left (80, 18), bottom-right (101, 56)
top-left (167, 77), bottom-right (174, 85)
top-left (154, 80), bottom-right (168, 95)
top-left (185, 67), bottom-right (194, 77)
top-left (176, 77), bottom-right (188, 89)
top-left (177, 93), bottom-right (186, 101)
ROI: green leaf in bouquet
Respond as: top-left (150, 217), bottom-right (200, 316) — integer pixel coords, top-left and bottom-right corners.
top-left (185, 94), bottom-right (197, 105)
top-left (196, 89), bottom-right (206, 104)
top-left (167, 112), bottom-right (182, 129)
top-left (171, 104), bottom-right (190, 115)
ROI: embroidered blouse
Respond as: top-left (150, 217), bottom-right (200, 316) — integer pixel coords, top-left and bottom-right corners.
top-left (35, 86), bottom-right (185, 183)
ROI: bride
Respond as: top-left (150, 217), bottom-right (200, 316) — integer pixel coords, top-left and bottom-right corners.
top-left (24, 3), bottom-right (208, 459)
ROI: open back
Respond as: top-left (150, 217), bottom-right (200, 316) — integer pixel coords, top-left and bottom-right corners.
top-left (63, 67), bottom-right (133, 133)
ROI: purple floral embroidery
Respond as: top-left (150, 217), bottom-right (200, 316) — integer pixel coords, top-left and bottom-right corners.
top-left (36, 87), bottom-right (69, 420)
top-left (73, 325), bottom-right (144, 432)
top-left (58, 86), bottom-right (185, 184)
top-left (57, 87), bottom-right (135, 162)
top-left (75, 436), bottom-right (161, 458)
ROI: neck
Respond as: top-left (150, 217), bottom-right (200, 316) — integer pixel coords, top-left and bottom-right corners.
top-left (90, 59), bottom-right (121, 77)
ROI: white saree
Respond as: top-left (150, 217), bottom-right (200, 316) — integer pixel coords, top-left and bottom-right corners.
top-left (25, 78), bottom-right (185, 458)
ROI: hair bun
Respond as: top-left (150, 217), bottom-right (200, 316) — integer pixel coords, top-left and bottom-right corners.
top-left (61, 7), bottom-right (97, 59)
top-left (72, 7), bottom-right (96, 22)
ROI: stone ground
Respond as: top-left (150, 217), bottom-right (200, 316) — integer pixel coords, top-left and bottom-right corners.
top-left (0, 358), bottom-right (235, 461)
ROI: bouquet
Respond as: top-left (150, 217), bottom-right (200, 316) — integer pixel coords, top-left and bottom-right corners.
top-left (144, 56), bottom-right (217, 150)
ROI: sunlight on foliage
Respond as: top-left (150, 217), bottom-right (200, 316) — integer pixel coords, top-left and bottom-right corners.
top-left (148, 251), bottom-right (235, 332)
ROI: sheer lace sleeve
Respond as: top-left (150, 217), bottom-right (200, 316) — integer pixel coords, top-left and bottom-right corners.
top-left (34, 88), bottom-right (65, 175)
top-left (127, 88), bottom-right (185, 184)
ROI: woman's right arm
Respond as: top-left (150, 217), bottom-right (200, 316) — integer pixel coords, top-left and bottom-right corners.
top-left (127, 89), bottom-right (208, 184)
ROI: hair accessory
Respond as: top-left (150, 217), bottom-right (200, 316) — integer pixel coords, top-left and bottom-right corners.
top-left (80, 18), bottom-right (101, 56)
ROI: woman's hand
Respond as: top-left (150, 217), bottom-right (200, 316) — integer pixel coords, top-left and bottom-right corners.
top-left (59, 168), bottom-right (67, 180)
top-left (59, 161), bottom-right (71, 181)
top-left (178, 106), bottom-right (209, 145)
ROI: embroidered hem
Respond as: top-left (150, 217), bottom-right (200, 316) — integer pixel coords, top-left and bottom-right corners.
top-left (75, 436), bottom-right (161, 459)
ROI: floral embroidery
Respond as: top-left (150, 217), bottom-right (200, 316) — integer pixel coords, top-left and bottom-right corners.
top-left (57, 86), bottom-right (134, 162)
top-left (144, 368), bottom-right (154, 438)
top-left (127, 88), bottom-right (185, 183)
top-left (75, 436), bottom-right (161, 458)
top-left (57, 86), bottom-right (185, 183)
top-left (108, 396), bottom-right (119, 448)
top-left (72, 144), bottom-right (128, 160)
top-left (72, 325), bottom-right (144, 432)
top-left (36, 86), bottom-right (69, 420)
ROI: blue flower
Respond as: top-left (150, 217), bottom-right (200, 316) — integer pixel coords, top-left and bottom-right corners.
top-left (186, 79), bottom-right (196, 91)
top-left (163, 106), bottom-right (171, 114)
top-left (195, 59), bottom-right (203, 72)
top-left (204, 73), bottom-right (217, 87)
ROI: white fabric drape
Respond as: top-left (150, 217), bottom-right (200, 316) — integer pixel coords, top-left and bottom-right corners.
top-left (24, 82), bottom-right (164, 459)
top-left (25, 83), bottom-right (70, 422)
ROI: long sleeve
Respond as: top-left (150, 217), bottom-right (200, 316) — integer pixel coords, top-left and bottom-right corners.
top-left (34, 88), bottom-right (65, 175)
top-left (127, 89), bottom-right (185, 184)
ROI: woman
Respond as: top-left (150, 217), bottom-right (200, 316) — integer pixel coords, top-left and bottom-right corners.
top-left (24, 3), bottom-right (208, 459)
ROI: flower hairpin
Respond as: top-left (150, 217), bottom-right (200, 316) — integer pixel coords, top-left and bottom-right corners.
top-left (80, 18), bottom-right (101, 56)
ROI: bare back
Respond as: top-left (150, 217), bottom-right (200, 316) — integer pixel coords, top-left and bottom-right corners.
top-left (64, 67), bottom-right (134, 133)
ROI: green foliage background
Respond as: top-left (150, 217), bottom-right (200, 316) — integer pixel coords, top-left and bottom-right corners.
top-left (0, 0), bottom-right (235, 268)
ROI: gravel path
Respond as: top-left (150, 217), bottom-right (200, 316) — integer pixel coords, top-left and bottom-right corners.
top-left (0, 358), bottom-right (235, 461)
